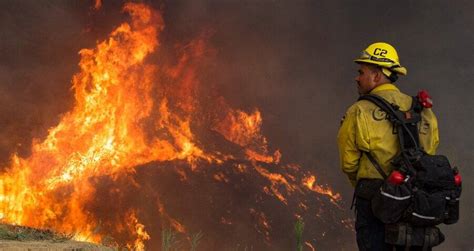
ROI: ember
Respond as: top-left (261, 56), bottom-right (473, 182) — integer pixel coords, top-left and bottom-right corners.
top-left (0, 3), bottom-right (351, 250)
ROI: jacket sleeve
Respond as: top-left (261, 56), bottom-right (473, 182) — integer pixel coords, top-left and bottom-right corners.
top-left (337, 104), bottom-right (370, 187)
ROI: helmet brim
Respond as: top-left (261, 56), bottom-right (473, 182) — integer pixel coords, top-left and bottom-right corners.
top-left (354, 59), bottom-right (407, 76)
top-left (392, 66), bottom-right (407, 76)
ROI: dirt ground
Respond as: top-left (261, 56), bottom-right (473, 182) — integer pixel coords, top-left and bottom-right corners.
top-left (0, 240), bottom-right (114, 251)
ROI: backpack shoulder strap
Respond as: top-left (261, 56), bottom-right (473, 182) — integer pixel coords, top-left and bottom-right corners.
top-left (364, 151), bottom-right (388, 179)
top-left (358, 94), bottom-right (399, 119)
top-left (358, 94), bottom-right (420, 150)
top-left (358, 94), bottom-right (425, 175)
top-left (357, 95), bottom-right (397, 179)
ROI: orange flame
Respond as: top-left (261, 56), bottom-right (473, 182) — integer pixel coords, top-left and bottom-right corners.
top-left (94, 0), bottom-right (102, 10)
top-left (305, 241), bottom-right (316, 251)
top-left (127, 212), bottom-right (150, 251)
top-left (0, 2), bottom-right (346, 249)
top-left (0, 3), bottom-right (200, 248)
top-left (302, 175), bottom-right (341, 204)
top-left (215, 109), bottom-right (263, 147)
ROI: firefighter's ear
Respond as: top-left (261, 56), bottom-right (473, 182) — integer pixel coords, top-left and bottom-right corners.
top-left (374, 70), bottom-right (383, 83)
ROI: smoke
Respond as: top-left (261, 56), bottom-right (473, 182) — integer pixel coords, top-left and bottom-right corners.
top-left (162, 1), bottom-right (474, 249)
top-left (0, 0), bottom-right (472, 249)
top-left (0, 1), bottom-right (89, 165)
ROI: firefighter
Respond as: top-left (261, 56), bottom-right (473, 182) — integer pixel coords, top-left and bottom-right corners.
top-left (337, 42), bottom-right (439, 250)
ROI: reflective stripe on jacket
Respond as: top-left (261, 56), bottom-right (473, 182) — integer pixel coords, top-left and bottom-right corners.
top-left (337, 83), bottom-right (439, 187)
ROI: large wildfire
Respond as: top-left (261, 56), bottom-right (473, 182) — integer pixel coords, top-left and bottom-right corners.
top-left (0, 3), bottom-right (351, 250)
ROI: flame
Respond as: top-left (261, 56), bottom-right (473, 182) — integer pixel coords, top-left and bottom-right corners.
top-left (303, 175), bottom-right (341, 204)
top-left (214, 109), bottom-right (264, 148)
top-left (94, 0), bottom-right (102, 10)
top-left (0, 3), bottom-right (192, 248)
top-left (255, 165), bottom-right (297, 205)
top-left (305, 241), bottom-right (316, 251)
top-left (0, 2), bottom-right (348, 249)
top-left (157, 202), bottom-right (186, 234)
top-left (127, 212), bottom-right (150, 251)
top-left (250, 208), bottom-right (271, 243)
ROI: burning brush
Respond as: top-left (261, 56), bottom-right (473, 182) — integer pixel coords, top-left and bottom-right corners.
top-left (0, 3), bottom-right (351, 250)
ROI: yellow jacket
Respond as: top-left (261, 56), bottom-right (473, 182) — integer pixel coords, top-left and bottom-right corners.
top-left (337, 83), bottom-right (439, 187)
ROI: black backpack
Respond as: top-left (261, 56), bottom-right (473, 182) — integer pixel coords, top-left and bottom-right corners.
top-left (358, 93), bottom-right (462, 227)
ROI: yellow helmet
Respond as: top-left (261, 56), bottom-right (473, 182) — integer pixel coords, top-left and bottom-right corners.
top-left (354, 42), bottom-right (407, 77)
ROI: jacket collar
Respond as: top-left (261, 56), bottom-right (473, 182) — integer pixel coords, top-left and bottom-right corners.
top-left (370, 83), bottom-right (399, 94)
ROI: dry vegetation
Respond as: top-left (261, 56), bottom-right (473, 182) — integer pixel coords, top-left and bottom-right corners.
top-left (0, 223), bottom-right (113, 251)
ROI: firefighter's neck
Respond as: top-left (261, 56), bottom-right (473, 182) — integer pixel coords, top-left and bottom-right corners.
top-left (369, 71), bottom-right (391, 93)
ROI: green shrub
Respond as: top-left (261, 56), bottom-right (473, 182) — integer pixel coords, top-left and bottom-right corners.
top-left (294, 218), bottom-right (305, 251)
